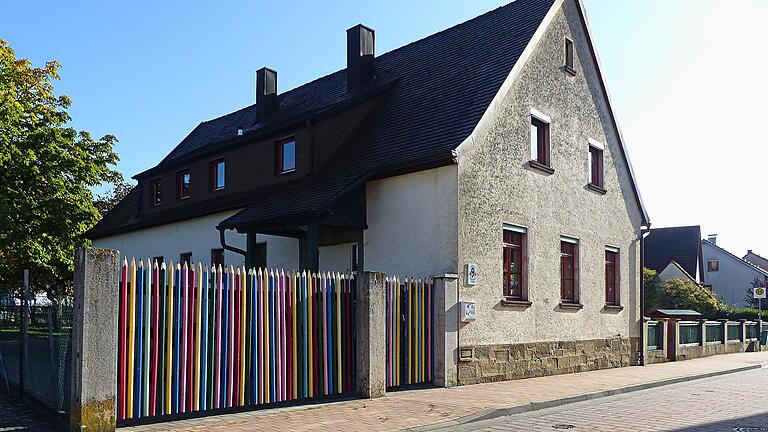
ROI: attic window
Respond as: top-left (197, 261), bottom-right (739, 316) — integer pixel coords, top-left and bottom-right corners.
top-left (276, 137), bottom-right (296, 174)
top-left (588, 139), bottom-right (605, 192)
top-left (177, 170), bottom-right (191, 199)
top-left (708, 260), bottom-right (719, 272)
top-left (529, 108), bottom-right (552, 172)
top-left (150, 179), bottom-right (162, 207)
top-left (564, 37), bottom-right (576, 75)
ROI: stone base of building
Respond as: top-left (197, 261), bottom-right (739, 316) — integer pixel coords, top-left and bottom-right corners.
top-left (675, 340), bottom-right (758, 361)
top-left (457, 337), bottom-right (639, 385)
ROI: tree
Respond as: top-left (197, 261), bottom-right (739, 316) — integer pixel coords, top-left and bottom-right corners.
top-left (0, 39), bottom-right (120, 298)
top-left (744, 276), bottom-right (768, 310)
top-left (659, 278), bottom-right (723, 317)
top-left (643, 268), bottom-right (662, 313)
top-left (94, 175), bottom-right (134, 217)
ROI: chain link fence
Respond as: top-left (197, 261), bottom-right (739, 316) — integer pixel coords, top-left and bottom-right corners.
top-left (0, 294), bottom-right (73, 417)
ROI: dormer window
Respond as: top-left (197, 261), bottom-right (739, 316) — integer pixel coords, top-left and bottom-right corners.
top-left (276, 137), bottom-right (296, 174)
top-left (564, 37), bottom-right (576, 75)
top-left (210, 159), bottom-right (225, 191)
top-left (177, 170), bottom-right (191, 199)
top-left (150, 179), bottom-right (162, 207)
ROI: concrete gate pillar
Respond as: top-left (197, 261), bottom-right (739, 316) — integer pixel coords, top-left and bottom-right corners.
top-left (355, 271), bottom-right (387, 398)
top-left (70, 248), bottom-right (119, 432)
top-left (432, 274), bottom-right (459, 387)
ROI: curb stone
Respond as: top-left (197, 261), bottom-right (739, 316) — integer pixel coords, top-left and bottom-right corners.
top-left (410, 362), bottom-right (768, 431)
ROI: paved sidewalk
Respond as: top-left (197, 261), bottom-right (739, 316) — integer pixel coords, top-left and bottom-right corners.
top-left (122, 351), bottom-right (768, 432)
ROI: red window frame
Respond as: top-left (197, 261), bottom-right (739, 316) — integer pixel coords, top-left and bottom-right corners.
top-left (605, 249), bottom-right (619, 305)
top-left (149, 178), bottom-right (162, 207)
top-left (210, 159), bottom-right (225, 191)
top-left (589, 146), bottom-right (604, 188)
top-left (275, 137), bottom-right (296, 174)
top-left (531, 116), bottom-right (551, 167)
top-left (560, 240), bottom-right (579, 303)
top-left (177, 170), bottom-right (191, 199)
top-left (503, 228), bottom-right (526, 299)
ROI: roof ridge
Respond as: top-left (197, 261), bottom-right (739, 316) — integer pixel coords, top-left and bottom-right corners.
top-left (702, 239), bottom-right (768, 276)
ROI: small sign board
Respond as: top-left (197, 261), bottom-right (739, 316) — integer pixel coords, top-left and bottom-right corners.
top-left (754, 287), bottom-right (766, 299)
top-left (460, 301), bottom-right (476, 322)
top-left (465, 263), bottom-right (478, 286)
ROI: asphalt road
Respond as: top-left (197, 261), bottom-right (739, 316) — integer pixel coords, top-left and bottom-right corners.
top-left (449, 368), bottom-right (768, 432)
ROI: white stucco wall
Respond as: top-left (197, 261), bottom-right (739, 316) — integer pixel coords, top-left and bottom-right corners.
top-left (319, 243), bottom-right (354, 273)
top-left (702, 241), bottom-right (767, 307)
top-left (658, 262), bottom-right (697, 285)
top-left (92, 210), bottom-right (299, 269)
top-left (455, 0), bottom-right (643, 347)
top-left (364, 165), bottom-right (459, 277)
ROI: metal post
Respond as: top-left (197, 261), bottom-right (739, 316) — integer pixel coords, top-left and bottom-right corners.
top-left (20, 269), bottom-right (29, 396)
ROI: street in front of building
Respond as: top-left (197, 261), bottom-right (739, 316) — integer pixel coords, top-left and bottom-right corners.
top-left (447, 368), bottom-right (768, 432)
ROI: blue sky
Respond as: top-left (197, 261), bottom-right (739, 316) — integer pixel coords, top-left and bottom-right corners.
top-left (3, 0), bottom-right (767, 256)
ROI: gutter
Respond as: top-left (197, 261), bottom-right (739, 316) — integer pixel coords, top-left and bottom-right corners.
top-left (639, 223), bottom-right (651, 365)
top-left (217, 226), bottom-right (247, 258)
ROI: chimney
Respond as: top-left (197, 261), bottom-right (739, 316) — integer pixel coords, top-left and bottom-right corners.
top-left (707, 234), bottom-right (718, 245)
top-left (255, 67), bottom-right (277, 120)
top-left (346, 24), bottom-right (375, 91)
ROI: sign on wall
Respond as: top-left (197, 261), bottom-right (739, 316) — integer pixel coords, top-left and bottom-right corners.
top-left (465, 263), bottom-right (478, 286)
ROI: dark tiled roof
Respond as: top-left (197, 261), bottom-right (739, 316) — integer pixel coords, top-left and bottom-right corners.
top-left (90, 0), bottom-right (556, 238)
top-left (644, 226), bottom-right (702, 278)
top-left (745, 251), bottom-right (768, 272)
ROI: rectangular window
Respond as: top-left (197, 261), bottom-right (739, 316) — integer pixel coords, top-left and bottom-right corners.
top-left (588, 144), bottom-right (604, 188)
top-left (530, 112), bottom-right (551, 167)
top-left (564, 37), bottom-right (575, 73)
top-left (708, 260), bottom-right (719, 272)
top-left (150, 179), bottom-right (162, 207)
top-left (153, 256), bottom-right (164, 267)
top-left (503, 225), bottom-right (527, 299)
top-left (180, 252), bottom-right (192, 268)
top-left (560, 237), bottom-right (579, 303)
top-left (276, 137), bottom-right (296, 174)
top-left (605, 247), bottom-right (620, 305)
top-left (210, 159), bottom-right (225, 191)
top-left (211, 248), bottom-right (224, 268)
top-left (177, 170), bottom-right (191, 199)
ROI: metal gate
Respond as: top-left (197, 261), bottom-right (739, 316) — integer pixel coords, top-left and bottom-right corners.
top-left (117, 258), bottom-right (356, 423)
top-left (385, 276), bottom-right (433, 389)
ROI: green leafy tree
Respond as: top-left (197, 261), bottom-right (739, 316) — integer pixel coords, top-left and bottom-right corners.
top-left (643, 268), bottom-right (662, 313)
top-left (0, 39), bottom-right (120, 298)
top-left (659, 278), bottom-right (723, 317)
top-left (93, 175), bottom-right (134, 217)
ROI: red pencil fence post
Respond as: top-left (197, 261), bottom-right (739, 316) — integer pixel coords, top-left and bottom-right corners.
top-left (70, 248), bottom-right (120, 432)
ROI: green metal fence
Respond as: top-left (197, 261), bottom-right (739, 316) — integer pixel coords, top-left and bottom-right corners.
top-left (746, 323), bottom-right (759, 339)
top-left (679, 322), bottom-right (701, 345)
top-left (726, 323), bottom-right (741, 341)
top-left (705, 322), bottom-right (723, 343)
top-left (646, 321), bottom-right (662, 349)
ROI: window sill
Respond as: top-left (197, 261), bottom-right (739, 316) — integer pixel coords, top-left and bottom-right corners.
top-left (603, 304), bottom-right (624, 312)
top-left (528, 160), bottom-right (555, 175)
top-left (564, 65), bottom-right (577, 76)
top-left (559, 302), bottom-right (583, 310)
top-left (500, 298), bottom-right (532, 308)
top-left (277, 169), bottom-right (296, 176)
top-left (587, 183), bottom-right (607, 195)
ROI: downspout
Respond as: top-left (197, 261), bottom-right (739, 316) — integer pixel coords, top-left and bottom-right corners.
top-left (639, 223), bottom-right (651, 365)
top-left (217, 226), bottom-right (247, 258)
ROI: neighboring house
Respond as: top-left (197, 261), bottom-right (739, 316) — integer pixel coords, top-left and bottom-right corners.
top-left (744, 250), bottom-right (768, 272)
top-left (89, 0), bottom-right (649, 384)
top-left (658, 260), bottom-right (699, 286)
top-left (702, 236), bottom-right (768, 307)
top-left (644, 226), bottom-right (704, 283)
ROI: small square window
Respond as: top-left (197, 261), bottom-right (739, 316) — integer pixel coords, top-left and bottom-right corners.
top-left (588, 145), bottom-right (604, 188)
top-left (708, 260), bottom-right (719, 272)
top-left (211, 248), bottom-right (224, 268)
top-left (180, 252), bottom-right (192, 268)
top-left (153, 256), bottom-right (164, 267)
top-left (276, 138), bottom-right (296, 174)
top-left (530, 115), bottom-right (551, 167)
top-left (210, 159), bottom-right (225, 191)
top-left (177, 170), bottom-right (191, 199)
top-left (150, 179), bottom-right (162, 207)
top-left (564, 37), bottom-right (575, 74)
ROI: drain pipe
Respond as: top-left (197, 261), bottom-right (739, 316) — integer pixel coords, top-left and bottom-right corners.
top-left (639, 224), bottom-right (651, 366)
top-left (217, 226), bottom-right (247, 259)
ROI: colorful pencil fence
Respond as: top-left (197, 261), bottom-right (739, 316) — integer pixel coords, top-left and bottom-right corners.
top-left (385, 276), bottom-right (433, 388)
top-left (116, 258), bottom-right (357, 422)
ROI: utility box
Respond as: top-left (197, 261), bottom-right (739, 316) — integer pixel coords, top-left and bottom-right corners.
top-left (460, 300), bottom-right (476, 323)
